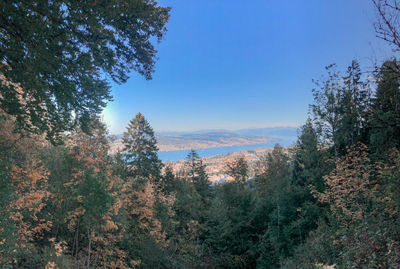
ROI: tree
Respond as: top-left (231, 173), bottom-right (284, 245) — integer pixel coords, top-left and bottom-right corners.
top-left (166, 174), bottom-right (204, 268)
top-left (340, 60), bottom-right (371, 149)
top-left (253, 144), bottom-right (293, 267)
top-left (50, 120), bottom-right (129, 268)
top-left (0, 110), bottom-right (53, 267)
top-left (0, 1), bottom-right (170, 142)
top-left (255, 144), bottom-right (291, 195)
top-left (369, 59), bottom-right (400, 157)
top-left (184, 150), bottom-right (211, 203)
top-left (311, 62), bottom-right (371, 157)
top-left (304, 143), bottom-right (400, 268)
top-left (205, 181), bottom-right (257, 268)
top-left (310, 64), bottom-right (343, 157)
top-left (161, 164), bottom-right (177, 194)
top-left (225, 156), bottom-right (249, 183)
top-left (292, 119), bottom-right (326, 191)
top-left (123, 113), bottom-right (162, 181)
top-left (121, 179), bottom-right (169, 268)
top-left (313, 143), bottom-right (373, 224)
top-left (289, 119), bottom-right (327, 257)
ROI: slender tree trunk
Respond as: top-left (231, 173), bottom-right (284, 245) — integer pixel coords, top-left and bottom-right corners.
top-left (87, 227), bottom-right (92, 269)
top-left (277, 204), bottom-right (280, 238)
top-left (75, 218), bottom-right (80, 263)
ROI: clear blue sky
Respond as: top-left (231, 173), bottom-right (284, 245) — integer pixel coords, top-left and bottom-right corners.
top-left (102, 0), bottom-right (393, 134)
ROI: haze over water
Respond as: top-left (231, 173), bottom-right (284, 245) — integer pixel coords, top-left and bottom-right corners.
top-left (158, 139), bottom-right (296, 162)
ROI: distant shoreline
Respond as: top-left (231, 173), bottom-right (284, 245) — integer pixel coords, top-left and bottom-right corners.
top-left (157, 138), bottom-right (275, 152)
top-left (158, 139), bottom-right (295, 162)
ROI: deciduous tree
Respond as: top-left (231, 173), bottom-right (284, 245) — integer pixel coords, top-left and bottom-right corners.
top-left (0, 0), bottom-right (170, 142)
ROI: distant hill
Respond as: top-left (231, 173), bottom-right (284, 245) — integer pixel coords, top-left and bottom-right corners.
top-left (156, 129), bottom-right (231, 136)
top-left (157, 126), bottom-right (299, 139)
top-left (156, 132), bottom-right (275, 151)
top-left (233, 126), bottom-right (299, 139)
top-left (108, 127), bottom-right (299, 154)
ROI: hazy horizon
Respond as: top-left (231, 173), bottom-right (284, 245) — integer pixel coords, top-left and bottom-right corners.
top-left (106, 122), bottom-right (300, 135)
top-left (102, 0), bottom-right (393, 134)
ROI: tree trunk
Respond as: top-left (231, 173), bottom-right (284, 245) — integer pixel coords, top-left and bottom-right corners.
top-left (87, 227), bottom-right (92, 269)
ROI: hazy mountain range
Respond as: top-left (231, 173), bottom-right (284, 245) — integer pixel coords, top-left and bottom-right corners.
top-left (156, 126), bottom-right (298, 138)
top-left (108, 126), bottom-right (299, 153)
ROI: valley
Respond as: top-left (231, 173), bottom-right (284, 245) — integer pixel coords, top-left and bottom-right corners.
top-left (109, 127), bottom-right (297, 154)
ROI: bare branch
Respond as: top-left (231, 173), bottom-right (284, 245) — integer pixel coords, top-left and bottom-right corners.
top-left (372, 0), bottom-right (400, 51)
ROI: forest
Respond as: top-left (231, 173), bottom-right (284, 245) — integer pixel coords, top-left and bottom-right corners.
top-left (1, 0), bottom-right (400, 268)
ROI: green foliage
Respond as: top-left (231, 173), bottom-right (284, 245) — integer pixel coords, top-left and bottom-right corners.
top-left (121, 178), bottom-right (170, 268)
top-left (255, 144), bottom-right (292, 196)
top-left (205, 181), bottom-right (257, 268)
top-left (161, 165), bottom-right (177, 194)
top-left (0, 0), bottom-right (170, 142)
top-left (226, 156), bottom-right (250, 183)
top-left (292, 119), bottom-right (326, 190)
top-left (0, 139), bottom-right (17, 266)
top-left (166, 176), bottom-right (205, 267)
top-left (123, 112), bottom-right (163, 181)
top-left (252, 145), bottom-right (299, 268)
top-left (1, 63), bottom-right (399, 267)
top-left (287, 144), bottom-right (400, 268)
top-left (339, 60), bottom-right (371, 148)
top-left (1, 16), bottom-right (400, 265)
top-left (311, 64), bottom-right (343, 157)
top-left (369, 59), bottom-right (400, 158)
top-left (184, 150), bottom-right (211, 205)
top-left (311, 61), bottom-right (371, 157)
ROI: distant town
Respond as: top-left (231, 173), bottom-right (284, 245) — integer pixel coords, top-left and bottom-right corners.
top-left (167, 147), bottom-right (277, 183)
top-left (108, 127), bottom-right (298, 182)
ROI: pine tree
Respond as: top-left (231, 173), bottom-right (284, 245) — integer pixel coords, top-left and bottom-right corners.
top-left (255, 144), bottom-right (292, 195)
top-left (205, 181), bottom-right (257, 268)
top-left (288, 120), bottom-right (327, 256)
top-left (123, 113), bottom-right (162, 181)
top-left (253, 144), bottom-right (294, 266)
top-left (166, 173), bottom-right (204, 267)
top-left (184, 150), bottom-right (211, 203)
top-left (162, 164), bottom-right (176, 194)
top-left (225, 156), bottom-right (249, 183)
top-left (292, 119), bottom-right (325, 191)
top-left (311, 62), bottom-right (372, 157)
top-left (369, 59), bottom-right (400, 157)
top-left (339, 60), bottom-right (371, 152)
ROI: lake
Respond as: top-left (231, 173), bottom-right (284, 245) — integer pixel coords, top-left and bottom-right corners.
top-left (158, 138), bottom-right (296, 162)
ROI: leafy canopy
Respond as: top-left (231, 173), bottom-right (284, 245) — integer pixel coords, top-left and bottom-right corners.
top-left (0, 0), bottom-right (170, 142)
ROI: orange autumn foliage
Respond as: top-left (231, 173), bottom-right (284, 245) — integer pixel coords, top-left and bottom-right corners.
top-left (58, 127), bottom-right (130, 268)
top-left (0, 111), bottom-right (52, 263)
top-left (312, 143), bottom-right (374, 226)
top-left (123, 181), bottom-right (167, 247)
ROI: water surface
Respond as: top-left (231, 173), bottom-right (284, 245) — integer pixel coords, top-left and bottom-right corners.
top-left (158, 139), bottom-right (295, 162)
